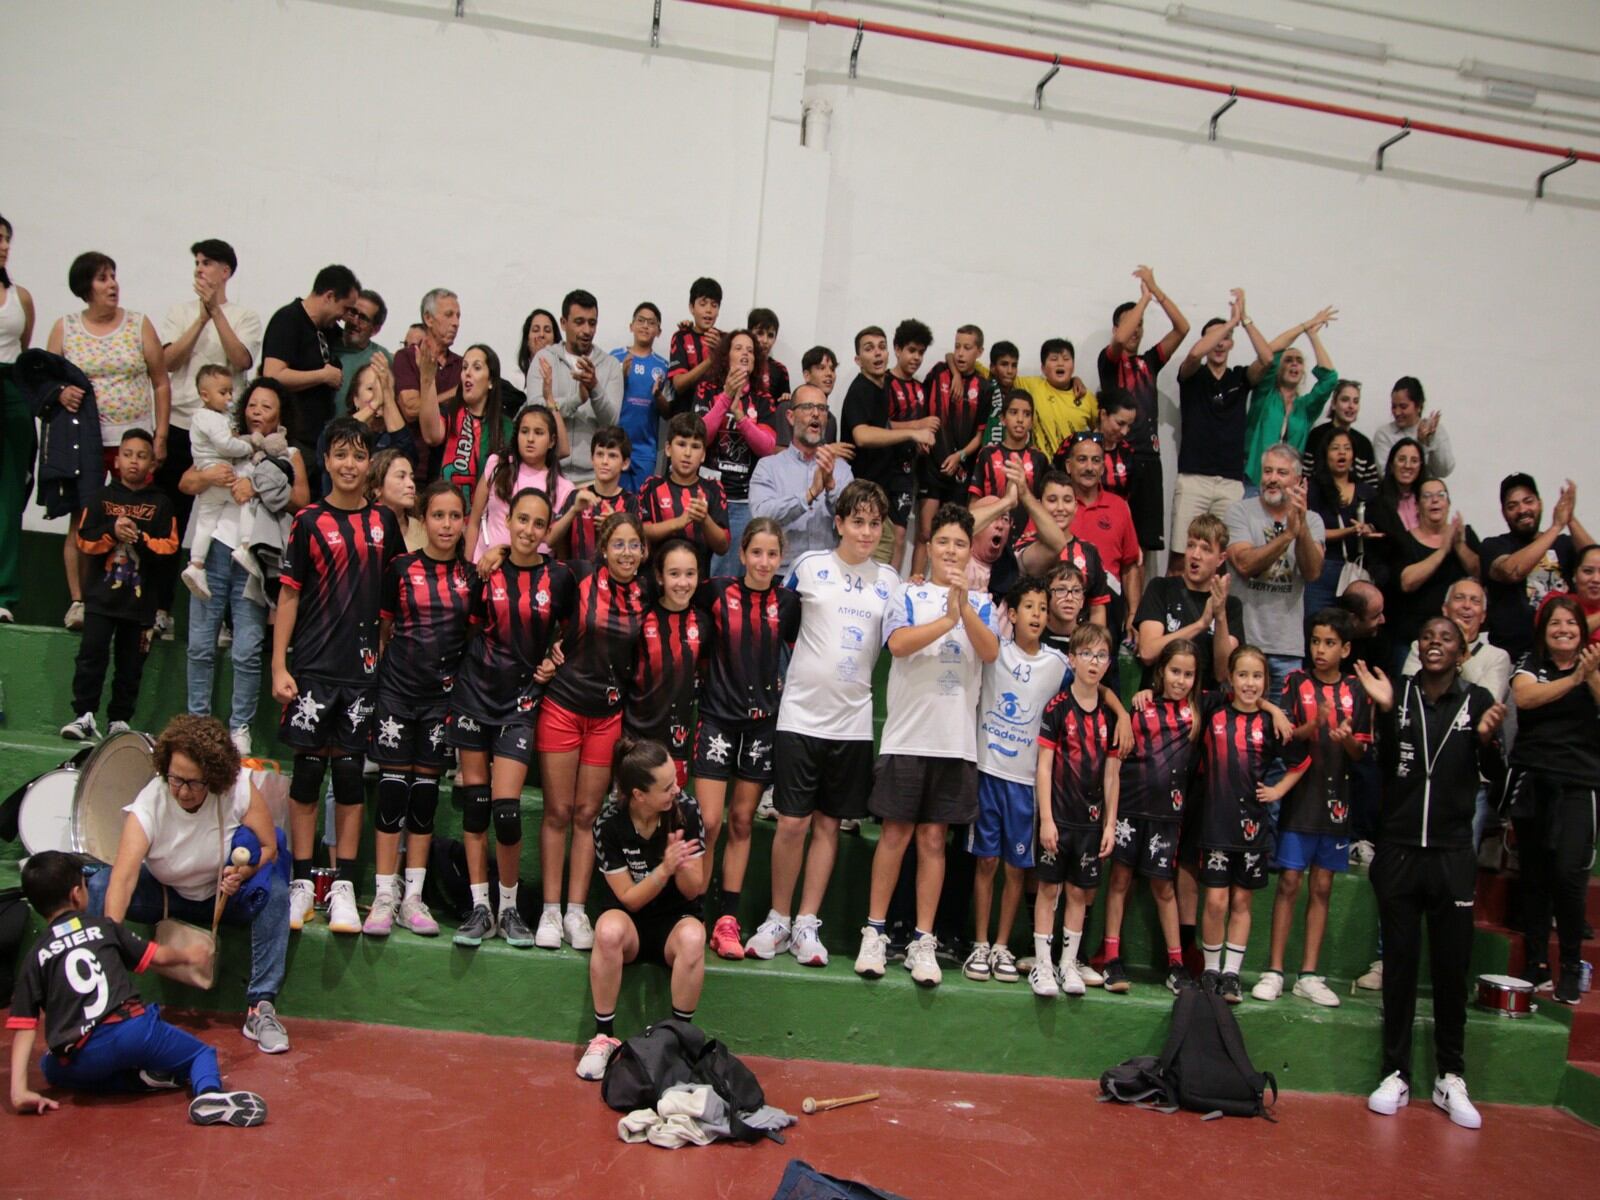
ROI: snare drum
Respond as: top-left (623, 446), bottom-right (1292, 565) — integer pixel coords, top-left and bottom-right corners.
top-left (17, 769), bottom-right (81, 854)
top-left (73, 730), bottom-right (156, 863)
top-left (1476, 973), bottom-right (1537, 1018)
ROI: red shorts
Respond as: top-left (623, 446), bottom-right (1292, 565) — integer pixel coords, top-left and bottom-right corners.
top-left (536, 700), bottom-right (622, 767)
top-left (673, 758), bottom-right (689, 791)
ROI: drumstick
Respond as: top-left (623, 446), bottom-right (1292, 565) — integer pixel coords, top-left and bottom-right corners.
top-left (802, 1091), bottom-right (879, 1114)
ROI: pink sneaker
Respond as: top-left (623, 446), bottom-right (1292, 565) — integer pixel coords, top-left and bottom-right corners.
top-left (362, 893), bottom-right (396, 937)
top-left (710, 914), bottom-right (746, 960)
top-left (398, 895), bottom-right (440, 937)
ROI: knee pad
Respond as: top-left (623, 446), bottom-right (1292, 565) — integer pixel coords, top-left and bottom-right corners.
top-left (329, 755), bottom-right (365, 807)
top-left (458, 784), bottom-right (491, 835)
top-left (375, 772), bottom-right (410, 834)
top-left (407, 777), bottom-right (441, 836)
top-left (492, 798), bottom-right (523, 847)
top-left (290, 754), bottom-right (327, 807)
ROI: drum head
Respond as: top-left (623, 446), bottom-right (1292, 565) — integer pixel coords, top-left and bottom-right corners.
top-left (1479, 974), bottom-right (1533, 991)
top-left (18, 770), bottom-right (80, 854)
top-left (73, 730), bottom-right (155, 863)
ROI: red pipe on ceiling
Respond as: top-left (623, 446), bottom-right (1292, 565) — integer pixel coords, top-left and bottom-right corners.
top-left (676, 0), bottom-right (1599, 166)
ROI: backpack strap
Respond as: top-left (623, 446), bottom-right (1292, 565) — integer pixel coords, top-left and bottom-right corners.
top-left (1208, 993), bottom-right (1275, 1115)
top-left (1157, 988), bottom-right (1199, 1074)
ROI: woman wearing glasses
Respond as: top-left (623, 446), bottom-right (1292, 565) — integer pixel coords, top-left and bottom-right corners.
top-left (88, 714), bottom-right (292, 1055)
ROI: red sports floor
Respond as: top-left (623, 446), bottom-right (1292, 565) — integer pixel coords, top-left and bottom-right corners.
top-left (3, 1013), bottom-right (1597, 1199)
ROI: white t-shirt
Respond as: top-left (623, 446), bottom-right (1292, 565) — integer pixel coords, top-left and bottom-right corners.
top-left (125, 773), bottom-right (251, 901)
top-left (879, 582), bottom-right (1000, 761)
top-left (159, 299), bottom-right (263, 430)
top-left (976, 639), bottom-right (1072, 783)
top-left (777, 550), bottom-right (900, 740)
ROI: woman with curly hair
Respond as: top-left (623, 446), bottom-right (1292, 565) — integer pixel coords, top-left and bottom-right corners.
top-left (87, 714), bottom-right (293, 1055)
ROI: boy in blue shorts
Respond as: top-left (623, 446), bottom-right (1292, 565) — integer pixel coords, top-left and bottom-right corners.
top-left (1254, 608), bottom-right (1371, 1006)
top-left (966, 575), bottom-right (1070, 982)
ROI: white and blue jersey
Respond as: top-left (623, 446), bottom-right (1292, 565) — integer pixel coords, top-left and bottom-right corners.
top-left (611, 348), bottom-right (668, 490)
top-left (976, 638), bottom-right (1072, 784)
top-left (777, 551), bottom-right (900, 741)
top-left (880, 581), bottom-right (1000, 762)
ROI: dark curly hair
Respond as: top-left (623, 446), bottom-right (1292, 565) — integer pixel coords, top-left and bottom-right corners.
top-left (153, 715), bottom-right (242, 797)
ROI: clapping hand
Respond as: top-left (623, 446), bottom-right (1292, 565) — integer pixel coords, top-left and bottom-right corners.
top-left (1477, 702), bottom-right (1507, 744)
top-left (1353, 661), bottom-right (1394, 710)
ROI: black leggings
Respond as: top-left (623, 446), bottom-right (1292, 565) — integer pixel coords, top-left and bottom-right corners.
top-left (1514, 781), bottom-right (1598, 972)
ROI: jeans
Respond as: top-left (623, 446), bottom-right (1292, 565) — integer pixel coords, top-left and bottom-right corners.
top-left (712, 498), bottom-right (750, 578)
top-left (40, 1004), bottom-right (222, 1098)
top-left (1303, 555), bottom-right (1343, 621)
top-left (186, 539), bottom-right (266, 729)
top-left (88, 860), bottom-right (290, 1004)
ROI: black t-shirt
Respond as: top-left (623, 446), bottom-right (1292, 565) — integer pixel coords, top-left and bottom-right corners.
top-left (1278, 670), bottom-right (1373, 835)
top-left (840, 374), bottom-right (895, 491)
top-left (262, 298), bottom-right (336, 449)
top-left (1509, 658), bottom-right (1600, 787)
top-left (694, 576), bottom-right (801, 725)
top-left (1302, 423), bottom-right (1379, 490)
top-left (1197, 694), bottom-right (1307, 850)
top-left (281, 501), bottom-right (405, 686)
top-left (1383, 526), bottom-right (1482, 650)
top-left (545, 562), bottom-right (646, 719)
top-left (1098, 344), bottom-right (1169, 456)
top-left (594, 793), bottom-right (707, 920)
top-left (639, 474), bottom-right (729, 579)
top-left (555, 487), bottom-right (639, 564)
top-left (1481, 531), bottom-right (1577, 663)
top-left (77, 481), bottom-right (179, 624)
top-left (1120, 696), bottom-right (1197, 821)
top-left (8, 911), bottom-right (152, 1057)
top-left (451, 558), bottom-right (571, 725)
top-left (1306, 477), bottom-right (1377, 565)
top-left (378, 550), bottom-right (474, 709)
top-left (1038, 689), bottom-right (1114, 829)
top-left (1177, 364), bottom-right (1250, 480)
top-left (626, 601), bottom-right (706, 759)
top-left (1134, 575), bottom-right (1246, 687)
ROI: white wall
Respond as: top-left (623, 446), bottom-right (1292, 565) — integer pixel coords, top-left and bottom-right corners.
top-left (4, 0), bottom-right (1597, 538)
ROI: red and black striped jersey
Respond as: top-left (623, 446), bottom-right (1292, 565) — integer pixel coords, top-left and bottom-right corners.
top-left (281, 501), bottom-right (405, 686)
top-left (1197, 693), bottom-right (1309, 850)
top-left (1038, 689), bottom-right (1116, 830)
top-left (544, 562), bottom-right (646, 718)
top-left (626, 601), bottom-right (707, 759)
top-left (1102, 442), bottom-right (1135, 499)
top-left (1097, 344), bottom-right (1170, 455)
top-left (968, 445), bottom-right (1050, 502)
top-left (921, 363), bottom-right (993, 476)
top-left (639, 475), bottom-right (729, 578)
top-left (555, 487), bottom-right (639, 564)
top-left (668, 328), bottom-right (720, 416)
top-left (694, 576), bottom-right (801, 725)
top-left (884, 374), bottom-right (925, 483)
top-left (1279, 670), bottom-right (1373, 836)
top-left (450, 558), bottom-right (572, 725)
top-left (377, 551), bottom-right (474, 702)
top-left (1012, 532), bottom-right (1112, 609)
top-left (1120, 697), bottom-right (1197, 821)
top-left (759, 358), bottom-right (791, 401)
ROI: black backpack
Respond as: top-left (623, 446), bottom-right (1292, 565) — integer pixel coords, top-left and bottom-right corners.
top-left (1101, 988), bottom-right (1276, 1119)
top-left (601, 1018), bottom-right (771, 1141)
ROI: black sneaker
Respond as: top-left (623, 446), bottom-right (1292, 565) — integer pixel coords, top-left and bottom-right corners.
top-left (497, 905), bottom-right (536, 949)
top-left (453, 903), bottom-right (496, 947)
top-left (1165, 964), bottom-right (1196, 994)
top-left (1199, 969), bottom-right (1221, 994)
top-left (1103, 957), bottom-right (1130, 994)
top-left (1219, 972), bottom-right (1244, 1004)
top-left (190, 1090), bottom-right (268, 1127)
top-left (1555, 966), bottom-right (1583, 1006)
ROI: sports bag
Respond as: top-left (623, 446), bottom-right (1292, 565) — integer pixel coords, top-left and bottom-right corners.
top-left (1098, 1054), bottom-right (1178, 1111)
top-left (1160, 986), bottom-right (1277, 1118)
top-left (601, 1018), bottom-right (767, 1140)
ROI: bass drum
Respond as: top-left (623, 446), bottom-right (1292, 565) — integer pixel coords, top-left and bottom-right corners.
top-left (73, 730), bottom-right (157, 864)
top-left (17, 769), bottom-right (81, 855)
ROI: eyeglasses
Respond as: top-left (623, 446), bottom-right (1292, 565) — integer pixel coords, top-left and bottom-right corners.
top-left (1049, 585), bottom-right (1085, 598)
top-left (165, 773), bottom-right (207, 796)
top-left (1068, 431), bottom-right (1103, 446)
top-left (1074, 650), bottom-right (1111, 665)
top-left (1420, 489), bottom-right (1450, 502)
top-left (350, 310), bottom-right (379, 326)
top-left (791, 403), bottom-right (827, 413)
top-left (609, 541), bottom-right (645, 554)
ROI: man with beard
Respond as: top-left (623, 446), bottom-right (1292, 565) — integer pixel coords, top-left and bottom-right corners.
top-left (334, 290), bottom-right (389, 410)
top-left (530, 288), bottom-right (622, 485)
top-left (1480, 474), bottom-right (1592, 662)
top-left (262, 264), bottom-right (361, 465)
top-left (750, 385), bottom-right (854, 575)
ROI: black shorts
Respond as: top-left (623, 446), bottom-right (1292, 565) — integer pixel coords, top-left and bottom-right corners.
top-left (868, 754), bottom-right (978, 825)
top-left (774, 732), bottom-right (874, 820)
top-left (624, 718), bottom-right (695, 764)
top-left (1111, 817), bottom-right (1182, 881)
top-left (888, 486), bottom-right (914, 529)
top-left (916, 463), bottom-right (968, 506)
top-left (1199, 846), bottom-right (1270, 891)
top-left (448, 711), bottom-right (536, 766)
top-left (1129, 453), bottom-right (1164, 551)
top-left (278, 679), bottom-right (377, 755)
top-left (620, 906), bottom-right (703, 967)
top-left (1036, 825), bottom-right (1104, 889)
top-left (369, 698), bottom-right (450, 771)
top-left (693, 715), bottom-right (776, 784)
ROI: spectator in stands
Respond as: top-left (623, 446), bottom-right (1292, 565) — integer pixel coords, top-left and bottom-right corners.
top-left (1017, 337), bottom-right (1094, 460)
top-left (261, 264), bottom-right (359, 467)
top-left (518, 307), bottom-right (558, 383)
top-left (1304, 427), bottom-right (1378, 615)
top-left (1225, 443), bottom-right (1325, 699)
top-left (842, 326), bottom-right (932, 567)
top-left (0, 212), bottom-right (36, 625)
top-left (1573, 544), bottom-right (1600, 642)
top-left (1135, 513), bottom-right (1242, 688)
top-left (1302, 380), bottom-right (1379, 489)
top-left (1368, 437), bottom-right (1428, 541)
top-left (1242, 308), bottom-right (1338, 489)
top-left (1063, 432), bottom-right (1142, 645)
top-left (416, 341), bottom-right (512, 511)
top-left (750, 384), bottom-right (853, 575)
top-left (611, 301), bottom-right (668, 490)
top-left (1373, 376), bottom-right (1453, 481)
top-left (393, 287), bottom-right (463, 449)
top-left (1380, 479), bottom-right (1479, 677)
top-left (531, 288), bottom-right (621, 485)
top-left (1480, 474), bottom-right (1591, 662)
top-left (702, 329), bottom-right (777, 574)
top-left (333, 288), bottom-right (389, 410)
top-left (49, 251), bottom-right (172, 632)
top-left (748, 307), bottom-right (790, 400)
top-left (772, 345), bottom-right (839, 448)
top-left (89, 714), bottom-right (293, 1057)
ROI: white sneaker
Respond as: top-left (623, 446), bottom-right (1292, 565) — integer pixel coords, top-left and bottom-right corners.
top-left (838, 818), bottom-right (861, 833)
top-left (64, 600), bottom-right (85, 630)
top-left (60, 712), bottom-right (99, 741)
top-left (854, 926), bottom-right (889, 979)
top-left (905, 934), bottom-right (942, 987)
top-left (181, 562), bottom-right (211, 600)
top-left (534, 908), bottom-right (563, 950)
top-left (755, 788), bottom-right (777, 820)
top-left (1252, 970), bottom-right (1285, 1001)
top-left (989, 943), bottom-right (1020, 983)
top-left (1058, 957), bottom-right (1087, 996)
top-left (0, 605), bottom-right (13, 623)
top-left (289, 879), bottom-right (315, 931)
top-left (563, 909), bottom-right (595, 950)
top-left (217, 624), bottom-right (232, 649)
top-left (789, 915), bottom-right (828, 967)
top-left (1432, 1073), bottom-right (1482, 1129)
top-left (744, 912), bottom-right (792, 960)
top-left (1029, 958), bottom-right (1060, 997)
top-left (1077, 960), bottom-right (1104, 988)
top-left (1367, 1071), bottom-right (1410, 1116)
top-left (1293, 974), bottom-right (1341, 1007)
top-left (107, 720), bottom-right (131, 736)
top-left (576, 1034), bottom-right (621, 1081)
top-left (1351, 840), bottom-right (1376, 867)
top-left (1356, 959), bottom-right (1383, 990)
top-left (154, 611), bottom-right (174, 641)
top-left (231, 726), bottom-right (252, 757)
top-left (326, 880), bottom-right (361, 933)
top-left (962, 941), bottom-right (993, 981)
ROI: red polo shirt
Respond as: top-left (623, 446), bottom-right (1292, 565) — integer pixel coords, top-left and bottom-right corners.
top-left (1070, 488), bottom-right (1140, 588)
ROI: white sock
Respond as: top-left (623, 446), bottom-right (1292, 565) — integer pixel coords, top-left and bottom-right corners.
top-left (1223, 942), bottom-right (1247, 976)
top-left (1061, 928), bottom-right (1083, 968)
top-left (403, 868), bottom-right (426, 901)
top-left (564, 902), bottom-right (582, 919)
top-left (543, 902), bottom-right (561, 918)
top-left (768, 908), bottom-right (790, 928)
top-left (373, 873), bottom-right (398, 900)
top-left (1033, 932), bottom-right (1053, 962)
top-left (470, 883), bottom-right (490, 909)
top-left (1203, 942), bottom-right (1222, 972)
top-left (500, 882), bottom-right (520, 913)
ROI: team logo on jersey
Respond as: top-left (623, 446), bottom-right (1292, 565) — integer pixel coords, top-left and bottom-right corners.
top-left (1087, 804), bottom-right (1101, 823)
top-left (1329, 800), bottom-right (1348, 823)
top-left (289, 690), bottom-right (326, 732)
top-left (726, 593), bottom-right (741, 612)
top-left (1114, 818), bottom-right (1134, 848)
top-left (1166, 613), bottom-right (1182, 633)
top-left (816, 568), bottom-right (830, 581)
top-left (1212, 713), bottom-right (1227, 734)
top-left (747, 707), bottom-right (768, 722)
top-left (1170, 788), bottom-right (1184, 813)
top-left (687, 617), bottom-right (701, 643)
top-left (1249, 725), bottom-right (1264, 748)
top-left (670, 723), bottom-right (688, 750)
top-left (325, 529), bottom-right (343, 547)
top-left (375, 716), bottom-right (404, 749)
top-left (535, 589), bottom-right (550, 610)
top-left (703, 732), bottom-right (732, 764)
top-left (1241, 818), bottom-right (1260, 841)
top-left (765, 593), bottom-right (778, 617)
top-left (370, 521), bottom-right (384, 545)
top-left (991, 691), bottom-right (1034, 726)
top-left (451, 569), bottom-right (470, 595)
top-left (1179, 704), bottom-right (1193, 724)
top-left (409, 568), bottom-right (428, 586)
top-left (516, 737), bottom-right (528, 751)
top-left (606, 686), bottom-right (621, 707)
top-left (492, 586), bottom-right (508, 602)
top-left (518, 695), bottom-right (535, 713)
top-left (874, 580), bottom-right (890, 600)
top-left (841, 625), bottom-right (865, 650)
top-left (361, 648), bottom-right (378, 674)
top-left (441, 674), bottom-right (454, 693)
